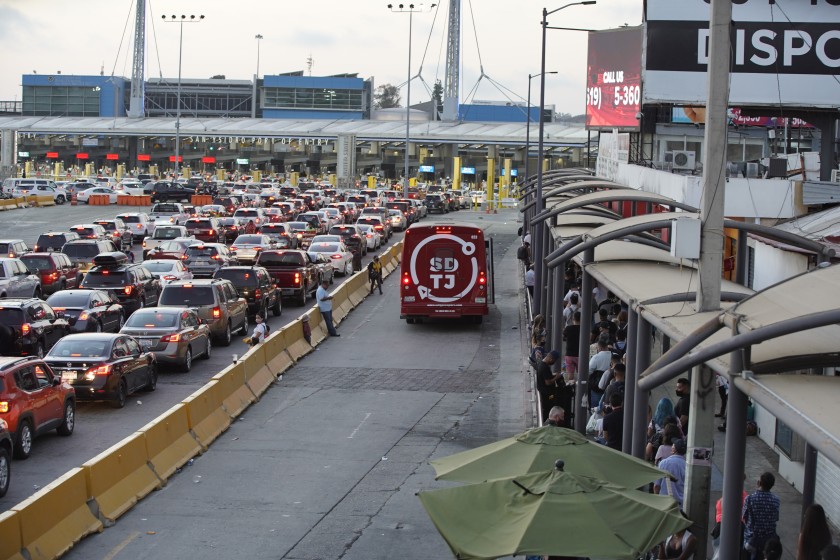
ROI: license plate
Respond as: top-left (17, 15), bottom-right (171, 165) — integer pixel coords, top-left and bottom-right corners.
top-left (281, 288), bottom-right (295, 295)
top-left (476, 297), bottom-right (486, 303)
top-left (140, 339), bottom-right (154, 348)
top-left (61, 371), bottom-right (78, 381)
top-left (403, 296), bottom-right (416, 303)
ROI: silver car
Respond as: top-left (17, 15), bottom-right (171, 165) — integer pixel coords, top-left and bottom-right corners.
top-left (182, 243), bottom-right (236, 278)
top-left (120, 307), bottom-right (211, 372)
top-left (0, 258), bottom-right (41, 298)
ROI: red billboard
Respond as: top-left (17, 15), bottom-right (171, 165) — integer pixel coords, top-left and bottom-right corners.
top-left (585, 27), bottom-right (643, 130)
top-left (137, 154), bottom-right (151, 162)
top-left (106, 153), bottom-right (119, 161)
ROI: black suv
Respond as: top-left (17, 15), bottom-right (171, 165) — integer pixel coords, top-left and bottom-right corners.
top-left (33, 231), bottom-right (81, 253)
top-left (424, 194), bottom-right (448, 214)
top-left (150, 181), bottom-right (195, 203)
top-left (80, 253), bottom-right (161, 316)
top-left (328, 225), bottom-right (366, 256)
top-left (0, 298), bottom-right (70, 357)
top-left (0, 418), bottom-right (11, 497)
top-left (213, 266), bottom-right (282, 318)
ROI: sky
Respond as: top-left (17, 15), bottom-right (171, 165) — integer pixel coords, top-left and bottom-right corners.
top-left (0, 0), bottom-right (642, 116)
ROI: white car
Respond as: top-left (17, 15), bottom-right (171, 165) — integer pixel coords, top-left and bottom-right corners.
top-left (11, 183), bottom-right (69, 204)
top-left (77, 186), bottom-right (118, 204)
top-left (141, 259), bottom-right (194, 285)
top-left (388, 209), bottom-right (407, 231)
top-left (356, 224), bottom-right (382, 250)
top-left (308, 241), bottom-right (354, 276)
top-left (411, 199), bottom-right (428, 218)
top-left (116, 180), bottom-right (147, 196)
top-left (322, 207), bottom-right (344, 226)
top-left (310, 235), bottom-right (342, 245)
top-left (116, 212), bottom-right (153, 238)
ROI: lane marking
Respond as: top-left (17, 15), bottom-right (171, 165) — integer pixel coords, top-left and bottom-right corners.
top-left (348, 412), bottom-right (372, 438)
top-left (102, 530), bottom-right (141, 560)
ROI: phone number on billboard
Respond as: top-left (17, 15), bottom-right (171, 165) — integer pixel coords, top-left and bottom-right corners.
top-left (586, 85), bottom-right (641, 109)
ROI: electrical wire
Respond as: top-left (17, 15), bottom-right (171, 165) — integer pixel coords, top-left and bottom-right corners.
top-left (110, 0), bottom-right (135, 78)
top-left (147, 0), bottom-right (164, 79)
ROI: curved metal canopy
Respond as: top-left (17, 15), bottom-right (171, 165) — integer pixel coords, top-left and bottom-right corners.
top-left (533, 190), bottom-right (697, 225)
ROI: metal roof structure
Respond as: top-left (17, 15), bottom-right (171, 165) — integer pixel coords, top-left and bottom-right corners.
top-left (0, 116), bottom-right (589, 148)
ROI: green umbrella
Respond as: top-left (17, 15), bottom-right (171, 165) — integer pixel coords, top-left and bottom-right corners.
top-left (431, 426), bottom-right (667, 488)
top-left (418, 463), bottom-right (691, 560)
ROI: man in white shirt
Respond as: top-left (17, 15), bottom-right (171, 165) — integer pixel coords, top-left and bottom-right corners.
top-left (588, 336), bottom-right (612, 407)
top-left (524, 265), bottom-right (535, 296)
top-left (316, 279), bottom-right (340, 337)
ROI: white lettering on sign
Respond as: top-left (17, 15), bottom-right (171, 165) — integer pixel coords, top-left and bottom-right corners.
top-left (602, 70), bottom-right (625, 84)
top-left (409, 233), bottom-right (478, 304)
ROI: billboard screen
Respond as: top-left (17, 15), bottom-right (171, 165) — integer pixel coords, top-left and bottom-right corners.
top-left (645, 0), bottom-right (840, 107)
top-left (586, 27), bottom-right (643, 130)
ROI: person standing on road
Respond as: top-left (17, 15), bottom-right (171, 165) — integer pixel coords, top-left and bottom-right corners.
top-left (368, 255), bottom-right (383, 295)
top-left (316, 279), bottom-right (340, 337)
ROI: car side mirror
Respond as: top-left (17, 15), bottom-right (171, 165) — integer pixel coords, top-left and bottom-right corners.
top-left (53, 377), bottom-right (61, 386)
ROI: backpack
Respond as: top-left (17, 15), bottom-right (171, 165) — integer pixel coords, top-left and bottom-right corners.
top-left (264, 323), bottom-right (270, 336)
top-left (367, 261), bottom-right (376, 278)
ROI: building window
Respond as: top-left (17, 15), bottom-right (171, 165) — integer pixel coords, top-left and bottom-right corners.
top-left (263, 87), bottom-right (363, 112)
top-left (22, 85), bottom-right (101, 117)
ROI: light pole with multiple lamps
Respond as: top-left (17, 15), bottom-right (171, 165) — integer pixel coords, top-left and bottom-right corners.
top-left (388, 3), bottom-right (436, 198)
top-left (255, 34), bottom-right (263, 78)
top-left (532, 1), bottom-right (595, 316)
top-left (162, 14), bottom-right (205, 179)
top-left (524, 71), bottom-right (557, 230)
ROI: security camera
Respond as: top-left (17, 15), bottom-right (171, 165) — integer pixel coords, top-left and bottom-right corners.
top-left (635, 112), bottom-right (643, 120)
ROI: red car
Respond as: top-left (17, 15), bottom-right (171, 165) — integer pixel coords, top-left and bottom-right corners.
top-left (21, 252), bottom-right (84, 295)
top-left (0, 356), bottom-right (75, 459)
top-left (145, 239), bottom-right (194, 261)
top-left (184, 218), bottom-right (224, 244)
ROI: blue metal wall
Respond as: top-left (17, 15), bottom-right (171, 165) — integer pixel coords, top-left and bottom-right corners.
top-left (261, 109), bottom-right (363, 120)
top-left (459, 104), bottom-right (538, 123)
top-left (22, 75), bottom-right (128, 117)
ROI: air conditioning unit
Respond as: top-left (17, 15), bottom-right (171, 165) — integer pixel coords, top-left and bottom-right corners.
top-left (664, 151), bottom-right (674, 163)
top-left (672, 150), bottom-right (696, 170)
top-left (832, 169), bottom-right (840, 183)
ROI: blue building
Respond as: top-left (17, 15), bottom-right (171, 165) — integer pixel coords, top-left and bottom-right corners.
top-left (22, 74), bottom-right (128, 117)
top-left (458, 102), bottom-right (552, 123)
top-left (261, 73), bottom-right (371, 120)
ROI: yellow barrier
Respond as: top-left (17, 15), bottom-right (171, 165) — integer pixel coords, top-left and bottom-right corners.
top-left (210, 362), bottom-right (256, 419)
top-left (35, 196), bottom-right (55, 207)
top-left (262, 329), bottom-right (294, 375)
top-left (81, 433), bottom-right (161, 524)
top-left (0, 511), bottom-right (25, 560)
top-left (331, 283), bottom-right (351, 322)
top-left (307, 309), bottom-right (328, 345)
top-left (182, 380), bottom-right (231, 449)
top-left (12, 468), bottom-right (102, 560)
top-left (138, 403), bottom-right (201, 481)
top-left (242, 344), bottom-right (276, 398)
top-left (348, 271), bottom-right (369, 306)
top-left (283, 320), bottom-right (313, 362)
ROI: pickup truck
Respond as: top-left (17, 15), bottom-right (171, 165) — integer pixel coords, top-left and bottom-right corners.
top-left (142, 225), bottom-right (191, 258)
top-left (255, 249), bottom-right (320, 306)
top-left (149, 203), bottom-right (189, 226)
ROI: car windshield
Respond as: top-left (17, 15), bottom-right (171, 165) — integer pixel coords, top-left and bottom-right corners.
top-left (125, 310), bottom-right (180, 328)
top-left (357, 225), bottom-right (373, 233)
top-left (234, 236), bottom-right (264, 245)
top-left (259, 252), bottom-right (303, 266)
top-left (71, 227), bottom-right (97, 237)
top-left (234, 210), bottom-right (259, 217)
top-left (46, 292), bottom-right (92, 307)
top-left (143, 262), bottom-right (176, 273)
top-left (21, 256), bottom-right (53, 270)
top-left (214, 269), bottom-right (258, 286)
top-left (160, 286), bottom-right (215, 306)
top-left (298, 215), bottom-right (319, 227)
top-left (153, 227), bottom-right (182, 239)
top-left (62, 244), bottom-right (99, 258)
top-left (84, 270), bottom-right (128, 286)
top-left (95, 222), bottom-right (117, 232)
top-left (186, 246), bottom-right (218, 257)
top-left (49, 338), bottom-right (111, 358)
top-left (219, 218), bottom-right (237, 226)
top-left (118, 215), bottom-right (140, 224)
top-left (186, 220), bottom-right (212, 228)
top-left (153, 204), bottom-right (180, 213)
top-left (310, 243), bottom-right (340, 253)
top-left (157, 241), bottom-right (189, 252)
top-left (0, 307), bottom-right (23, 325)
top-left (36, 235), bottom-right (67, 249)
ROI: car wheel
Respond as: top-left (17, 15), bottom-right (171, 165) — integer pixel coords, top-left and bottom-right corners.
top-left (406, 317), bottom-right (415, 324)
top-left (112, 379), bottom-right (128, 408)
top-left (33, 287), bottom-right (41, 300)
top-left (329, 272), bottom-right (334, 285)
top-left (0, 445), bottom-right (9, 498)
top-left (343, 261), bottom-right (353, 276)
top-left (58, 279), bottom-right (66, 291)
top-left (14, 421), bottom-right (33, 459)
top-left (219, 322), bottom-right (232, 346)
top-left (93, 320), bottom-right (102, 333)
top-left (118, 313), bottom-right (125, 330)
top-left (56, 195), bottom-right (66, 204)
top-left (143, 363), bottom-right (158, 391)
top-left (57, 400), bottom-right (75, 436)
top-left (202, 337), bottom-right (212, 360)
top-left (272, 294), bottom-right (282, 316)
top-left (296, 289), bottom-right (306, 306)
top-left (182, 347), bottom-right (193, 372)
top-left (240, 314), bottom-right (249, 335)
top-left (140, 297), bottom-right (146, 309)
top-left (35, 341), bottom-right (45, 359)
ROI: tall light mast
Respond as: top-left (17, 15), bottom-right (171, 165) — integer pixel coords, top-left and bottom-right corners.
top-left (127, 0), bottom-right (146, 118)
top-left (442, 0), bottom-right (460, 121)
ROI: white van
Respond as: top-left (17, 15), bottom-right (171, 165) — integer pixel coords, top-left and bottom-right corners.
top-left (2, 178), bottom-right (58, 195)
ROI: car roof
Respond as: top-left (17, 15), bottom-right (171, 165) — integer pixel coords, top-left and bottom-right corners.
top-left (0, 298), bottom-right (39, 307)
top-left (0, 356), bottom-right (45, 371)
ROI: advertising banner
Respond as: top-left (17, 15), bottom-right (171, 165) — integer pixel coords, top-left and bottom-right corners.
top-left (645, 0), bottom-right (840, 107)
top-left (586, 27), bottom-right (643, 130)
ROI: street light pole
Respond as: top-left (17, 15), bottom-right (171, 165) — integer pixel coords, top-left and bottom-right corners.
top-left (388, 3), bottom-right (436, 198)
top-left (255, 34), bottom-right (263, 78)
top-left (525, 71), bottom-right (557, 231)
top-left (162, 14), bottom-right (205, 179)
top-left (532, 1), bottom-right (595, 316)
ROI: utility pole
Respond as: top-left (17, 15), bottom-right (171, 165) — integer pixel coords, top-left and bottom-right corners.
top-left (685, 1), bottom-right (731, 558)
top-left (127, 0), bottom-right (146, 118)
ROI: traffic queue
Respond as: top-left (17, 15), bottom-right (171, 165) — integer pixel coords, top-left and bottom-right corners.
top-left (0, 179), bottom-right (456, 499)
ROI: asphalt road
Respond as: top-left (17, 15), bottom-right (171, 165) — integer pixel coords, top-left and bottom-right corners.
top-left (0, 202), bottom-right (399, 510)
top-left (49, 209), bottom-right (527, 560)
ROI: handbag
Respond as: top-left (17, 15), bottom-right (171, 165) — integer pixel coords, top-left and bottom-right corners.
top-left (586, 410), bottom-right (603, 434)
top-left (710, 521), bottom-right (721, 539)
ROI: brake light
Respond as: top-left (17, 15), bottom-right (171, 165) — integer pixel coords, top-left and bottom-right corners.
top-left (374, 225), bottom-right (383, 230)
top-left (86, 364), bottom-right (112, 377)
top-left (212, 306), bottom-right (221, 319)
top-left (230, 246), bottom-right (238, 251)
top-left (330, 254), bottom-right (342, 260)
top-left (124, 285), bottom-right (133, 295)
top-left (161, 333), bottom-right (181, 343)
top-left (403, 275), bottom-right (411, 285)
top-left (163, 275), bottom-right (177, 281)
top-left (181, 254), bottom-right (188, 260)
top-left (21, 323), bottom-right (31, 335)
top-left (254, 288), bottom-right (262, 298)
top-left (294, 272), bottom-right (301, 285)
top-left (136, 224), bottom-right (143, 229)
top-left (79, 312), bottom-right (89, 320)
top-left (209, 229), bottom-right (215, 235)
top-left (0, 402), bottom-right (8, 413)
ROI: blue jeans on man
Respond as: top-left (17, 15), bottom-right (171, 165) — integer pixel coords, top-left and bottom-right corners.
top-left (322, 310), bottom-right (339, 336)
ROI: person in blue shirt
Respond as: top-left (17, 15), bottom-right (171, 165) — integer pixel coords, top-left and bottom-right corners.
top-left (654, 438), bottom-right (687, 507)
top-left (742, 472), bottom-right (780, 559)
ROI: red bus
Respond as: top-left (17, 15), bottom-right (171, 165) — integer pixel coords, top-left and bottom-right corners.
top-left (399, 222), bottom-right (494, 324)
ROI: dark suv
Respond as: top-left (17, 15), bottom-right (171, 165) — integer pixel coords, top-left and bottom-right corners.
top-left (21, 252), bottom-right (83, 295)
top-left (33, 231), bottom-right (81, 253)
top-left (0, 356), bottom-right (75, 459)
top-left (93, 219), bottom-right (133, 252)
top-left (424, 194), bottom-right (448, 214)
top-left (184, 218), bottom-right (224, 243)
top-left (328, 225), bottom-right (366, 257)
top-left (0, 298), bottom-right (70, 357)
top-left (80, 253), bottom-right (161, 316)
top-left (213, 266), bottom-right (282, 318)
top-left (158, 279), bottom-right (248, 346)
top-left (150, 181), bottom-right (195, 203)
